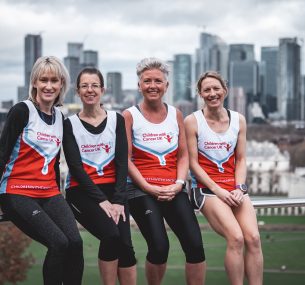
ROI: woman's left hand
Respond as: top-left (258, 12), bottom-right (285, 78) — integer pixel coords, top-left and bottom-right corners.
top-left (112, 204), bottom-right (126, 224)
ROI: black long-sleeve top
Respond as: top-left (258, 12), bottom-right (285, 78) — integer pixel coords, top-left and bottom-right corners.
top-left (0, 102), bottom-right (61, 187)
top-left (63, 112), bottom-right (128, 205)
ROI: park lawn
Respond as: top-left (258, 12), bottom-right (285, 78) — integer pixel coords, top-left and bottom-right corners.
top-left (7, 215), bottom-right (305, 284)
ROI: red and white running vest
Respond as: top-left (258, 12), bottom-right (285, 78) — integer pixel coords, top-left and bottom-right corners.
top-left (0, 100), bottom-right (62, 197)
top-left (191, 109), bottom-right (240, 191)
top-left (66, 111), bottom-right (117, 188)
top-left (127, 105), bottom-right (179, 186)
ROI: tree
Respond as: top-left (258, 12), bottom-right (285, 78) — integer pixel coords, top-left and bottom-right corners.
top-left (0, 223), bottom-right (34, 285)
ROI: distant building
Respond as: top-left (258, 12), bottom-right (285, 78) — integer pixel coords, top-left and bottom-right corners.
top-left (228, 87), bottom-right (246, 116)
top-left (164, 60), bottom-right (174, 105)
top-left (83, 50), bottom-right (98, 68)
top-left (261, 46), bottom-right (278, 113)
top-left (63, 43), bottom-right (99, 104)
top-left (173, 54), bottom-right (192, 103)
top-left (277, 38), bottom-right (301, 121)
top-left (106, 72), bottom-right (123, 104)
top-left (18, 34), bottom-right (42, 102)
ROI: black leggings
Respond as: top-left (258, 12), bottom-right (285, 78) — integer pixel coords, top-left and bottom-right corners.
top-left (129, 191), bottom-right (205, 265)
top-left (66, 187), bottom-right (136, 268)
top-left (0, 193), bottom-right (84, 285)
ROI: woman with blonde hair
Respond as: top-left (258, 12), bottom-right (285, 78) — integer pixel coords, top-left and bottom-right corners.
top-left (0, 56), bottom-right (84, 285)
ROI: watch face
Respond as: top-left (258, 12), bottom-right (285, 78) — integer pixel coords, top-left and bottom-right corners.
top-left (237, 184), bottom-right (248, 191)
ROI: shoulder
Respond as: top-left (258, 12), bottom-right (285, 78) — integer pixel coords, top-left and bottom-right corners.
top-left (7, 102), bottom-right (29, 120)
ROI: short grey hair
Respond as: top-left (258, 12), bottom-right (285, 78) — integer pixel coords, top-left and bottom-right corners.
top-left (28, 56), bottom-right (70, 106)
top-left (136, 57), bottom-right (169, 80)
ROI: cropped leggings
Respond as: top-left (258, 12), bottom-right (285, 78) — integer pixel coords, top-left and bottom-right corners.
top-left (66, 187), bottom-right (136, 268)
top-left (0, 193), bottom-right (84, 285)
top-left (129, 191), bottom-right (205, 265)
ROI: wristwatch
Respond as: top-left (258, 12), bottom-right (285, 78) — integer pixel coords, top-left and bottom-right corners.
top-left (175, 179), bottom-right (186, 187)
top-left (235, 184), bottom-right (248, 192)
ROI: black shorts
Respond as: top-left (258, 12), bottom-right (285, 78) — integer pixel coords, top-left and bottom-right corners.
top-left (190, 188), bottom-right (249, 211)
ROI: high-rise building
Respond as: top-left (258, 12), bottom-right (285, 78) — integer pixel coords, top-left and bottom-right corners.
top-left (164, 60), bottom-right (174, 105)
top-left (173, 54), bottom-right (192, 103)
top-left (63, 43), bottom-right (99, 103)
top-left (18, 34), bottom-right (42, 102)
top-left (195, 32), bottom-right (228, 80)
top-left (83, 50), bottom-right (98, 68)
top-left (228, 44), bottom-right (258, 121)
top-left (261, 47), bottom-right (278, 113)
top-left (277, 38), bottom-right (301, 121)
top-left (106, 72), bottom-right (122, 104)
top-left (229, 44), bottom-right (255, 62)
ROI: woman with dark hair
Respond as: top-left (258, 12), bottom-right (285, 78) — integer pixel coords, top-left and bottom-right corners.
top-left (63, 67), bottom-right (136, 285)
top-left (185, 71), bottom-right (263, 285)
top-left (0, 56), bottom-right (84, 285)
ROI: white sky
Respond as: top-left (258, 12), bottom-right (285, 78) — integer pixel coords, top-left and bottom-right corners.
top-left (0, 0), bottom-right (304, 102)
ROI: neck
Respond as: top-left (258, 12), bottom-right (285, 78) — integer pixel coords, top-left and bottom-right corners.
top-left (203, 106), bottom-right (226, 120)
top-left (36, 101), bottom-right (53, 115)
top-left (81, 104), bottom-right (104, 118)
top-left (141, 100), bottom-right (164, 113)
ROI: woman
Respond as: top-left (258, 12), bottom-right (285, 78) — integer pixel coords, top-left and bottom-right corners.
top-left (63, 67), bottom-right (136, 285)
top-left (123, 58), bottom-right (206, 285)
top-left (184, 71), bottom-right (263, 285)
top-left (0, 56), bottom-right (84, 285)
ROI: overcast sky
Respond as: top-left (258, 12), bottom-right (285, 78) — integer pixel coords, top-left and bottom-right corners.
top-left (0, 0), bottom-right (304, 102)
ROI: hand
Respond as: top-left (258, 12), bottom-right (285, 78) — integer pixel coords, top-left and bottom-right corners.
top-left (158, 183), bottom-right (182, 201)
top-left (99, 200), bottom-right (117, 222)
top-left (216, 188), bottom-right (240, 207)
top-left (112, 204), bottom-right (126, 224)
top-left (145, 184), bottom-right (164, 198)
top-left (230, 189), bottom-right (244, 206)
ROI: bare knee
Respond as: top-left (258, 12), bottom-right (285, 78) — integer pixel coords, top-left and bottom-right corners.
top-left (227, 234), bottom-right (244, 252)
top-left (245, 232), bottom-right (262, 252)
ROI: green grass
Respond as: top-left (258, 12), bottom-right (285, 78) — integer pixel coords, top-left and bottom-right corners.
top-left (6, 215), bottom-right (305, 285)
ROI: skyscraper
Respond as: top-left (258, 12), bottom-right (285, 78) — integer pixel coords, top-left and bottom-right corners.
top-left (83, 50), bottom-right (98, 68)
top-left (261, 47), bottom-right (278, 113)
top-left (228, 44), bottom-right (258, 120)
top-left (106, 72), bottom-right (122, 104)
top-left (63, 43), bottom-right (99, 103)
top-left (18, 34), bottom-right (42, 102)
top-left (173, 54), bottom-right (192, 102)
top-left (277, 38), bottom-right (301, 121)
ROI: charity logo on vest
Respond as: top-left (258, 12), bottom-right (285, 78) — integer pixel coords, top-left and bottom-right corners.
top-left (204, 141), bottom-right (233, 151)
top-left (36, 132), bottom-right (61, 146)
top-left (81, 142), bottom-right (113, 153)
top-left (142, 132), bottom-right (175, 143)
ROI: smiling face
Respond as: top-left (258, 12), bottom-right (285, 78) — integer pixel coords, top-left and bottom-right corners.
top-left (138, 69), bottom-right (168, 103)
top-left (77, 73), bottom-right (104, 106)
top-left (199, 77), bottom-right (227, 109)
top-left (33, 70), bottom-right (63, 106)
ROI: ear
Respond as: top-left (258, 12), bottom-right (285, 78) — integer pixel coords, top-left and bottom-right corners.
top-left (138, 82), bottom-right (141, 91)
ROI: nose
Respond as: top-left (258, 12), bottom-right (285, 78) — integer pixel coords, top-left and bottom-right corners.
top-left (45, 81), bottom-right (52, 89)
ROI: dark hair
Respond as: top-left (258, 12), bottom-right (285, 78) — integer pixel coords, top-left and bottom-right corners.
top-left (76, 67), bottom-right (104, 89)
top-left (196, 71), bottom-right (228, 94)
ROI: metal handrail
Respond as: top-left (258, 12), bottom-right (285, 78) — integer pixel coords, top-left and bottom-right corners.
top-left (252, 198), bottom-right (305, 209)
top-left (1, 198), bottom-right (305, 222)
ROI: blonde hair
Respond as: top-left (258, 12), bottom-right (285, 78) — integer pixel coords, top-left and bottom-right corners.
top-left (28, 56), bottom-right (70, 106)
top-left (196, 71), bottom-right (228, 94)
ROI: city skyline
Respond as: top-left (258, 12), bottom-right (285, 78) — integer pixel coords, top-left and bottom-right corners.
top-left (0, 0), bottom-right (305, 102)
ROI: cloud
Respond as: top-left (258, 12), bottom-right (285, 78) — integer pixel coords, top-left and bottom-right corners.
top-left (0, 0), bottom-right (304, 102)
